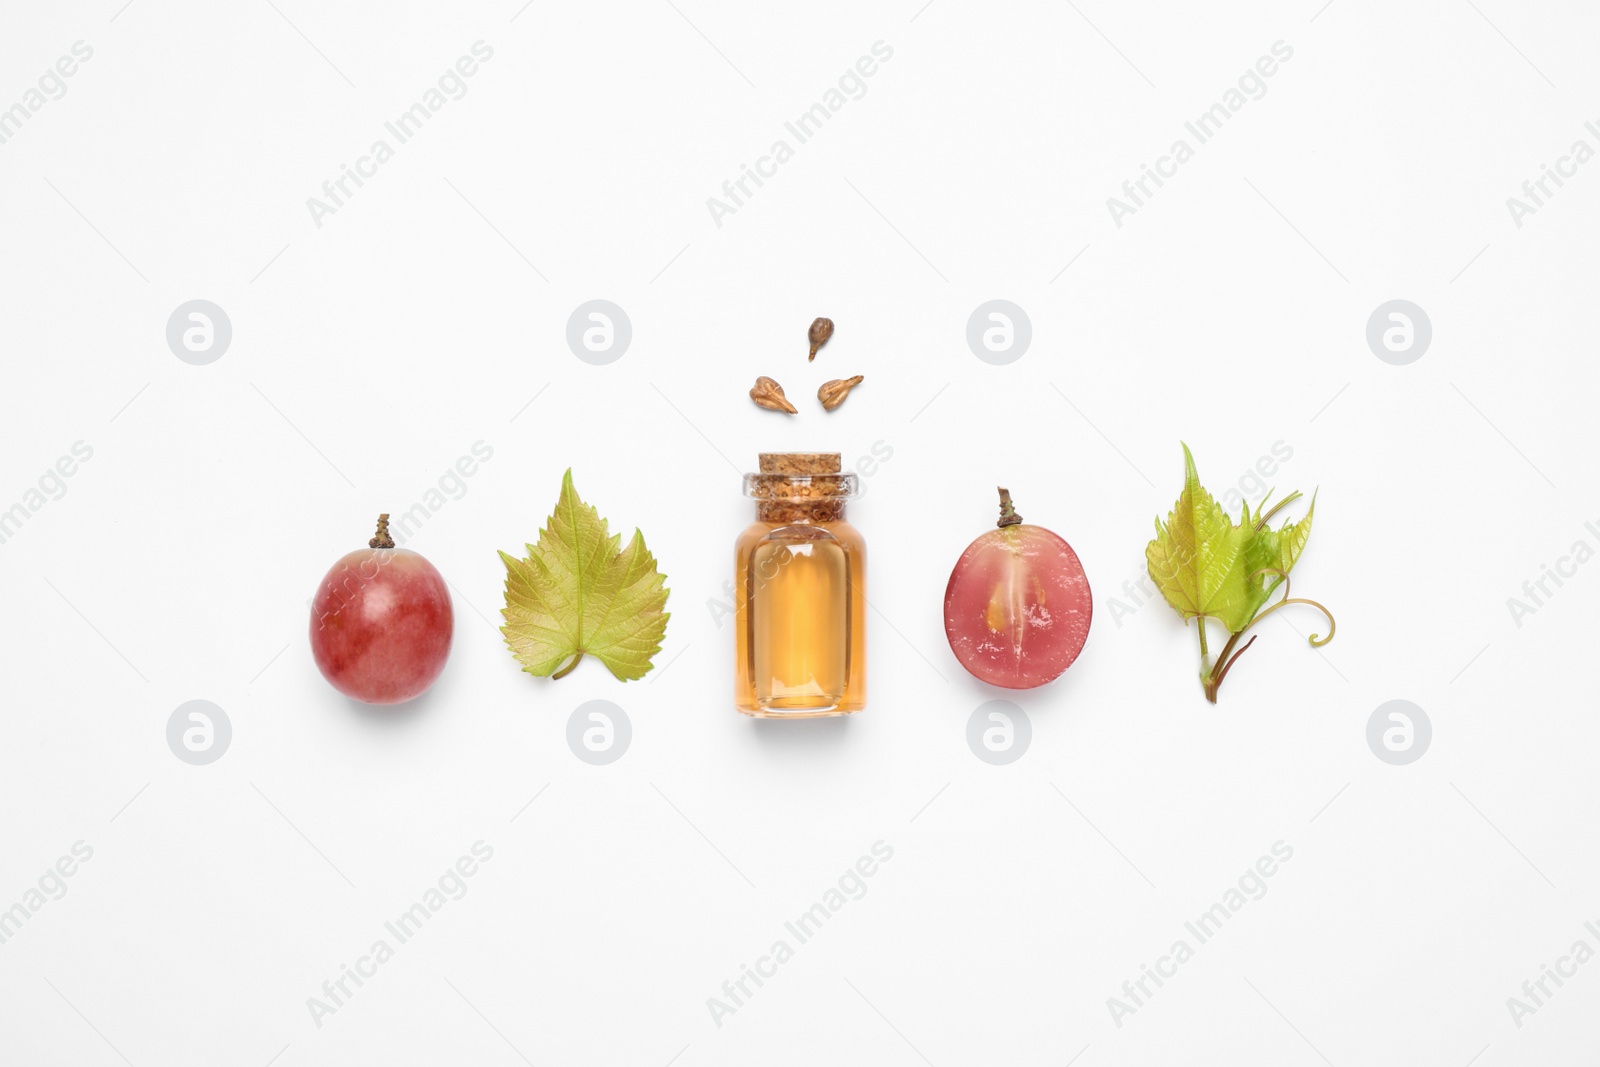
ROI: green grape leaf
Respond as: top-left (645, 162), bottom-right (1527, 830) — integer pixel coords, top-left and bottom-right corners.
top-left (1145, 443), bottom-right (1331, 703)
top-left (1274, 491), bottom-right (1315, 575)
top-left (500, 469), bottom-right (670, 682)
top-left (1240, 525), bottom-right (1283, 621)
top-left (1145, 443), bottom-right (1259, 632)
top-left (1242, 490), bottom-right (1316, 611)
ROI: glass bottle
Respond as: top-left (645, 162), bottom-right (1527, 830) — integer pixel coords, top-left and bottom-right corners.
top-left (735, 452), bottom-right (866, 717)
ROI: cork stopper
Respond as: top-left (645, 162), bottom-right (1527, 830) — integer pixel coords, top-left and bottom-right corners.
top-left (745, 453), bottom-right (857, 523)
top-left (759, 452), bottom-right (841, 475)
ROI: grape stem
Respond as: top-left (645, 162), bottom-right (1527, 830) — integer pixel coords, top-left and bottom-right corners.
top-left (996, 487), bottom-right (1023, 528)
top-left (369, 513), bottom-right (395, 549)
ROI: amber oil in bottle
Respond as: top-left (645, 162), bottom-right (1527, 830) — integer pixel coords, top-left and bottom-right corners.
top-left (734, 453), bottom-right (866, 717)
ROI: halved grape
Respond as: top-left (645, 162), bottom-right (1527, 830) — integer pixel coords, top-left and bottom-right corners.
top-left (943, 489), bottom-right (1092, 689)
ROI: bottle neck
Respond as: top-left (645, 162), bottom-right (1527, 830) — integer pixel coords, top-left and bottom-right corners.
top-left (744, 462), bottom-right (857, 524)
top-left (757, 499), bottom-right (846, 524)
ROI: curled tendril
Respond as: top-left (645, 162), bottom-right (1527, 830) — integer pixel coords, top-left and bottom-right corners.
top-left (1281, 599), bottom-right (1336, 646)
top-left (1245, 566), bottom-right (1336, 646)
top-left (1251, 565), bottom-right (1291, 601)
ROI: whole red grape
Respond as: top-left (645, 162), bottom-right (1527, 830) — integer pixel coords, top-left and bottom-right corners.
top-left (310, 515), bottom-right (453, 704)
top-left (943, 488), bottom-right (1092, 689)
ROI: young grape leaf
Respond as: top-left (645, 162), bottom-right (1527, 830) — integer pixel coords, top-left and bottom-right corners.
top-left (1145, 443), bottom-right (1259, 632)
top-left (1241, 491), bottom-right (1316, 612)
top-left (1274, 493), bottom-right (1315, 575)
top-left (500, 469), bottom-right (670, 682)
top-left (1146, 442), bottom-right (1334, 704)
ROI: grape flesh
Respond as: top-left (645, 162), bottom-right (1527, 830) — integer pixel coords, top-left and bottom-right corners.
top-left (310, 548), bottom-right (453, 704)
top-left (943, 524), bottom-right (1092, 689)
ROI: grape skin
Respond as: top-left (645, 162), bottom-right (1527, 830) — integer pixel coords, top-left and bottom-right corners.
top-left (310, 548), bottom-right (453, 704)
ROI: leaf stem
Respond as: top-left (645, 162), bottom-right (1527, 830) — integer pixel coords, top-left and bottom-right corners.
top-left (1210, 634), bottom-right (1258, 698)
top-left (552, 652), bottom-right (584, 680)
top-left (1202, 588), bottom-right (1338, 701)
top-left (1202, 624), bottom-right (1241, 703)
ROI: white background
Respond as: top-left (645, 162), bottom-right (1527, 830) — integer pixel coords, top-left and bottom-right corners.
top-left (1, 0), bottom-right (1596, 1063)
